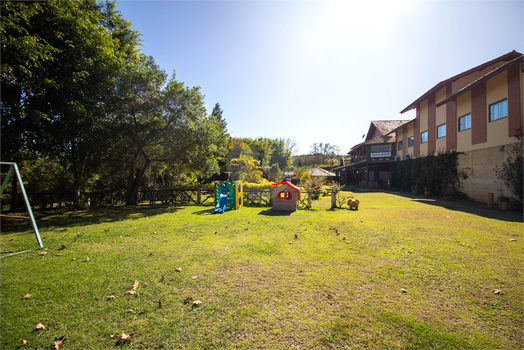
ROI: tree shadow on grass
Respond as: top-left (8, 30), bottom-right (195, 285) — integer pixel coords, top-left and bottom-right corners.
top-left (0, 205), bottom-right (185, 235)
top-left (409, 198), bottom-right (523, 223)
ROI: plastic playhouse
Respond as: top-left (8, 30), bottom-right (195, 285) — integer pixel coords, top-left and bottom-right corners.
top-left (271, 181), bottom-right (301, 211)
top-left (213, 180), bottom-right (243, 214)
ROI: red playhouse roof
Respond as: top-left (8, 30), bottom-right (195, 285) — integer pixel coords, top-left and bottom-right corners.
top-left (272, 181), bottom-right (300, 191)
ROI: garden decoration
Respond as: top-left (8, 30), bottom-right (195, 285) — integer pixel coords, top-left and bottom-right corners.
top-left (213, 181), bottom-right (243, 214)
top-left (348, 199), bottom-right (360, 210)
top-left (271, 181), bottom-right (301, 211)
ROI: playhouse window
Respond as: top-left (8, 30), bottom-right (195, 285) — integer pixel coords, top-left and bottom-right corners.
top-left (278, 191), bottom-right (292, 200)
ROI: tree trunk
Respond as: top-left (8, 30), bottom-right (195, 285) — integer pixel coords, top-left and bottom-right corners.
top-left (125, 149), bottom-right (151, 205)
top-left (9, 175), bottom-right (19, 213)
top-left (72, 150), bottom-right (88, 209)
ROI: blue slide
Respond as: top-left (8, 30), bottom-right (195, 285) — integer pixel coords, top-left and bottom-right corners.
top-left (213, 193), bottom-right (229, 214)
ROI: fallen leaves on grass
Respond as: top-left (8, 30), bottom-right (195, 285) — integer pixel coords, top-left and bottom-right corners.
top-left (107, 295), bottom-right (115, 300)
top-left (132, 280), bottom-right (139, 291)
top-left (55, 254), bottom-right (62, 256)
top-left (183, 297), bottom-right (202, 307)
top-left (125, 290), bottom-right (138, 296)
top-left (59, 245), bottom-right (66, 250)
top-left (40, 252), bottom-right (48, 256)
top-left (35, 323), bottom-right (45, 331)
top-left (22, 294), bottom-right (32, 299)
top-left (400, 289), bottom-right (407, 293)
top-left (21, 339), bottom-right (27, 345)
top-left (112, 333), bottom-right (135, 345)
top-left (493, 289), bottom-right (504, 295)
top-left (53, 335), bottom-right (66, 349)
top-left (85, 257), bottom-right (90, 262)
top-left (158, 300), bottom-right (163, 308)
top-left (175, 267), bottom-right (182, 272)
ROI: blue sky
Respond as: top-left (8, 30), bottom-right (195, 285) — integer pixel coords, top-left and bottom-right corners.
top-left (116, 0), bottom-right (523, 155)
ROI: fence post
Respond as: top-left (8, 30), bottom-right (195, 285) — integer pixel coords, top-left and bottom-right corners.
top-left (197, 189), bottom-right (201, 204)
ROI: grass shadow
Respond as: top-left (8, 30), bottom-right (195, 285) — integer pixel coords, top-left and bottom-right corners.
top-left (257, 209), bottom-right (294, 216)
top-left (192, 208), bottom-right (216, 216)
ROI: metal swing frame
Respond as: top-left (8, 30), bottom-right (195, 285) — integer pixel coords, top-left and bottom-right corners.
top-left (1, 162), bottom-right (43, 247)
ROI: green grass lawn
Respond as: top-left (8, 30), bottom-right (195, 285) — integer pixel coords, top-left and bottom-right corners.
top-left (1, 192), bottom-right (522, 349)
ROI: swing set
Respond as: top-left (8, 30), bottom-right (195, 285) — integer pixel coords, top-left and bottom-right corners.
top-left (1, 162), bottom-right (43, 248)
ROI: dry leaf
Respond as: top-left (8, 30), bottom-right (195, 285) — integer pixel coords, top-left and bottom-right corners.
top-left (183, 297), bottom-right (193, 304)
top-left (35, 323), bottom-right (45, 330)
top-left (125, 290), bottom-right (138, 295)
top-left (72, 258), bottom-right (76, 261)
top-left (55, 254), bottom-right (62, 256)
top-left (60, 245), bottom-right (66, 250)
top-left (132, 280), bottom-right (139, 291)
top-left (107, 295), bottom-right (115, 300)
top-left (54, 335), bottom-right (66, 349)
top-left (22, 294), bottom-right (32, 299)
top-left (192, 300), bottom-right (202, 306)
top-left (158, 300), bottom-right (163, 308)
top-left (40, 252), bottom-right (48, 256)
top-left (493, 289), bottom-right (504, 295)
top-left (21, 339), bottom-right (27, 345)
top-left (143, 283), bottom-right (148, 287)
top-left (175, 267), bottom-right (182, 272)
top-left (85, 257), bottom-right (90, 261)
top-left (400, 289), bottom-right (407, 293)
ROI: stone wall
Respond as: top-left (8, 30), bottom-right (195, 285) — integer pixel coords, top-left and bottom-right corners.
top-left (458, 143), bottom-right (514, 201)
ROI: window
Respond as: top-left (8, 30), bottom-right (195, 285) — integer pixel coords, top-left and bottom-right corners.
top-left (421, 131), bottom-right (428, 144)
top-left (437, 124), bottom-right (446, 138)
top-left (489, 99), bottom-right (507, 122)
top-left (278, 190), bottom-right (292, 200)
top-left (371, 145), bottom-right (390, 153)
top-left (458, 114), bottom-right (471, 131)
top-left (408, 136), bottom-right (414, 147)
top-left (398, 141), bottom-right (403, 151)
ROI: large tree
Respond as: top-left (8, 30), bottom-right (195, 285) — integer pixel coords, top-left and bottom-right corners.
top-left (114, 55), bottom-right (228, 205)
top-left (1, 0), bottom-right (140, 208)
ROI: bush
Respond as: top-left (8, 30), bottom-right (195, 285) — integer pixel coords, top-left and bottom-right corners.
top-left (495, 136), bottom-right (523, 203)
top-left (390, 150), bottom-right (468, 196)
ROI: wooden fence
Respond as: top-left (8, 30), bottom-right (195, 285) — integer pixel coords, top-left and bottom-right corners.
top-left (3, 188), bottom-right (284, 210)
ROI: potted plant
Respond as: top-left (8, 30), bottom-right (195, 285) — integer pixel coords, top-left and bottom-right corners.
top-left (443, 185), bottom-right (454, 200)
top-left (498, 195), bottom-right (510, 210)
top-left (412, 184), bottom-right (421, 195)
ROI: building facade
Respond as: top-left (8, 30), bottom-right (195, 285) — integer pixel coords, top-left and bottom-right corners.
top-left (395, 51), bottom-right (523, 201)
top-left (334, 120), bottom-right (409, 187)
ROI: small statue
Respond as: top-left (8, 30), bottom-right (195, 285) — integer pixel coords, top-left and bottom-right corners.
top-left (348, 199), bottom-right (359, 210)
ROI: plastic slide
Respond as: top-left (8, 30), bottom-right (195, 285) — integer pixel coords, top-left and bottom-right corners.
top-left (213, 193), bottom-right (229, 214)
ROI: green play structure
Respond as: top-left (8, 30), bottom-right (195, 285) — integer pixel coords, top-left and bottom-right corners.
top-left (213, 180), bottom-right (243, 214)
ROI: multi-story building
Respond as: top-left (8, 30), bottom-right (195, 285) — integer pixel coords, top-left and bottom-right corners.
top-left (339, 51), bottom-right (523, 201)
